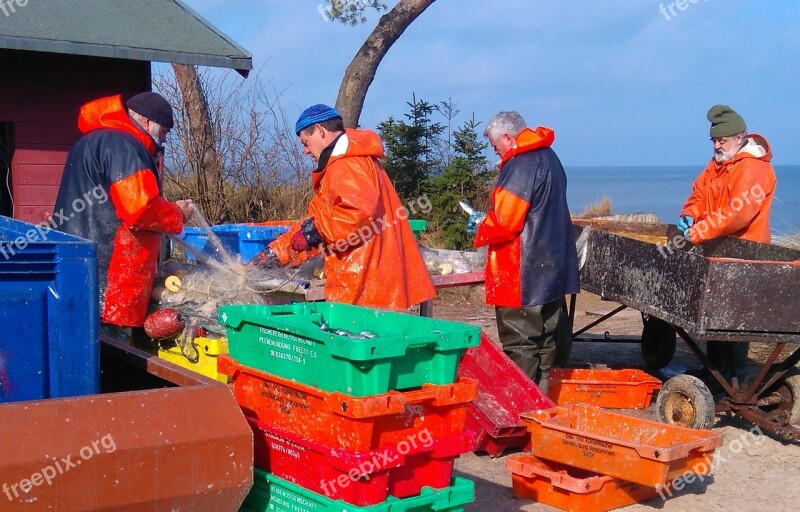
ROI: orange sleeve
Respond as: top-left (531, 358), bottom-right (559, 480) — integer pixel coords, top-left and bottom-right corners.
top-left (474, 187), bottom-right (530, 247)
top-left (269, 221), bottom-right (319, 267)
top-left (681, 163), bottom-right (714, 221)
top-left (109, 169), bottom-right (183, 234)
top-left (308, 158), bottom-right (382, 245)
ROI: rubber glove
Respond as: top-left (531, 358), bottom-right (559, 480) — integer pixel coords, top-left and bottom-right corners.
top-left (249, 247), bottom-right (281, 269)
top-left (677, 215), bottom-right (694, 237)
top-left (291, 230), bottom-right (309, 252)
top-left (466, 211), bottom-right (487, 235)
top-left (291, 218), bottom-right (323, 251)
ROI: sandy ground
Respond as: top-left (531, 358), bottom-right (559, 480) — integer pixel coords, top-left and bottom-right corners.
top-left (431, 287), bottom-right (800, 512)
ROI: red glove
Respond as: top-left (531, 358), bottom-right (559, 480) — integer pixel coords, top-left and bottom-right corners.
top-left (291, 230), bottom-right (309, 252)
top-left (291, 218), bottom-right (323, 252)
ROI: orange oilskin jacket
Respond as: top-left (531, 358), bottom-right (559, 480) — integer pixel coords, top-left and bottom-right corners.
top-left (682, 134), bottom-right (776, 244)
top-left (54, 95), bottom-right (184, 326)
top-left (270, 129), bottom-right (436, 311)
top-left (475, 127), bottom-right (579, 307)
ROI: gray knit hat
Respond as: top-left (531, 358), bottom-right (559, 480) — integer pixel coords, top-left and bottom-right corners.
top-left (707, 104), bottom-right (746, 138)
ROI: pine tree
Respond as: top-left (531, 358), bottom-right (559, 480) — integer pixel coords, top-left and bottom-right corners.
top-left (424, 115), bottom-right (492, 249)
top-left (378, 95), bottom-right (443, 201)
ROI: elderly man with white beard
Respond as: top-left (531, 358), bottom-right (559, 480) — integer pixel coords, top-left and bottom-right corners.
top-left (677, 104), bottom-right (777, 385)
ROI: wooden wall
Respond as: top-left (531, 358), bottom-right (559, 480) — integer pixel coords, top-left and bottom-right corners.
top-left (0, 49), bottom-right (150, 223)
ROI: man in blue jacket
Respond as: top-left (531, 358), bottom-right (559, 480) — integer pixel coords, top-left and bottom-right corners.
top-left (469, 111), bottom-right (579, 392)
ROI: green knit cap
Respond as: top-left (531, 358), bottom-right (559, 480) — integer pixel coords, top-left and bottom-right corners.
top-left (707, 104), bottom-right (746, 138)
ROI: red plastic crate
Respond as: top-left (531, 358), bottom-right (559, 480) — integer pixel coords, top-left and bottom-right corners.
top-left (520, 403), bottom-right (723, 488)
top-left (464, 406), bottom-right (529, 458)
top-left (457, 332), bottom-right (554, 456)
top-left (218, 355), bottom-right (477, 452)
top-left (248, 416), bottom-right (474, 506)
top-left (548, 369), bottom-right (662, 409)
top-left (507, 453), bottom-right (661, 512)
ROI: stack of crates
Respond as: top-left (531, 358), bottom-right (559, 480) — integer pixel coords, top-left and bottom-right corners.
top-left (507, 403), bottom-right (724, 512)
top-left (216, 302), bottom-right (481, 512)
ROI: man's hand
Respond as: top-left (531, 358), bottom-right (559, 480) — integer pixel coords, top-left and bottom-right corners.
top-left (677, 215), bottom-right (694, 237)
top-left (466, 211), bottom-right (487, 235)
top-left (291, 230), bottom-right (309, 252)
top-left (292, 218), bottom-right (323, 251)
top-left (249, 246), bottom-right (282, 269)
top-left (176, 199), bottom-right (195, 222)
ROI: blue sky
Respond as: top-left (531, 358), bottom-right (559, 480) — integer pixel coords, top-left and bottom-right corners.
top-left (180, 0), bottom-right (800, 167)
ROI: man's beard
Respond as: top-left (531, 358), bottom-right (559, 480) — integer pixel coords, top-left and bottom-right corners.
top-left (714, 146), bottom-right (739, 163)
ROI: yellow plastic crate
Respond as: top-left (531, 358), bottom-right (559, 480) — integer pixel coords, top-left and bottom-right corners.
top-left (157, 337), bottom-right (230, 383)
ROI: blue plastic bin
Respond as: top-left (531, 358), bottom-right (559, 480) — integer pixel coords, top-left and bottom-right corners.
top-left (178, 224), bottom-right (289, 263)
top-left (178, 226), bottom-right (239, 262)
top-left (0, 216), bottom-right (99, 403)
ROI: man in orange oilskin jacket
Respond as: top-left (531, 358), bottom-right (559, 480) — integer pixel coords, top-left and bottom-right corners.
top-left (54, 92), bottom-right (194, 342)
top-left (678, 104), bottom-right (777, 383)
top-left (251, 104), bottom-right (435, 312)
top-left (468, 111), bottom-right (579, 393)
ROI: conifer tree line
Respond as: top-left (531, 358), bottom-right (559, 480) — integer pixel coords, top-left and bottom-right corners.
top-left (378, 95), bottom-right (496, 249)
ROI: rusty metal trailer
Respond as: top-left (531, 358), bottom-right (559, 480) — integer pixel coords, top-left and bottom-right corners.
top-left (568, 219), bottom-right (800, 441)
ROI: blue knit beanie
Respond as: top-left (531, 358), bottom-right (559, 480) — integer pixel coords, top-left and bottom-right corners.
top-left (295, 104), bottom-right (342, 135)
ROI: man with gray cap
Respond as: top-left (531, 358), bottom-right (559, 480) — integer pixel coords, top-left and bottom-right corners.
top-left (54, 92), bottom-right (194, 342)
top-left (677, 104), bottom-right (776, 383)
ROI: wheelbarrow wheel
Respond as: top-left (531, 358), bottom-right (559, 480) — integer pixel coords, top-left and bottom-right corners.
top-left (775, 372), bottom-right (800, 425)
top-left (656, 375), bottom-right (716, 430)
top-left (640, 314), bottom-right (677, 369)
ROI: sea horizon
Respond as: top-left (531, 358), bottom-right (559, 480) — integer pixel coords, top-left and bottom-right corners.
top-left (564, 165), bottom-right (800, 236)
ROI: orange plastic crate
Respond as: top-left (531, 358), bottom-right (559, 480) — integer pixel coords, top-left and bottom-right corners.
top-left (507, 453), bottom-right (661, 512)
top-left (520, 403), bottom-right (723, 488)
top-left (548, 369), bottom-right (661, 409)
top-left (218, 355), bottom-right (477, 451)
top-left (245, 220), bottom-right (296, 227)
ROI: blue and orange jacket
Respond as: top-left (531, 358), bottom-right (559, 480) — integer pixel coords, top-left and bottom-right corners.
top-left (54, 95), bottom-right (183, 326)
top-left (474, 127), bottom-right (579, 307)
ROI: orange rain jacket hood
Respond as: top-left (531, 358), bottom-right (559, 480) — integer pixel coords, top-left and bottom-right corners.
top-left (682, 134), bottom-right (776, 244)
top-left (271, 129), bottom-right (436, 310)
top-left (54, 95), bottom-right (183, 327)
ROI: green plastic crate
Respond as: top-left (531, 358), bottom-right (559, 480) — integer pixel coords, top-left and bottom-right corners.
top-left (218, 302), bottom-right (479, 396)
top-left (409, 219), bottom-right (428, 237)
top-left (243, 469), bottom-right (474, 512)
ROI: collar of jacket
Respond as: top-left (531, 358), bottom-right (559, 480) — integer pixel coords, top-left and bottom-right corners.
top-left (315, 132), bottom-right (345, 172)
top-left (499, 126), bottom-right (555, 170)
top-left (77, 95), bottom-right (158, 156)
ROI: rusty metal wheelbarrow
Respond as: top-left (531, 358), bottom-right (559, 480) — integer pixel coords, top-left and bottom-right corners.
top-left (564, 219), bottom-right (800, 441)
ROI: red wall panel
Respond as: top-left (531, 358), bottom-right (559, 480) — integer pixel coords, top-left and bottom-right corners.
top-left (11, 184), bottom-right (59, 206)
top-left (0, 49), bottom-right (151, 224)
top-left (13, 164), bottom-right (64, 186)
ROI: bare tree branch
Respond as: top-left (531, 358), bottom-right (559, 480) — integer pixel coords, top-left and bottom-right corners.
top-left (335, 0), bottom-right (436, 127)
top-left (154, 65), bottom-right (310, 224)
